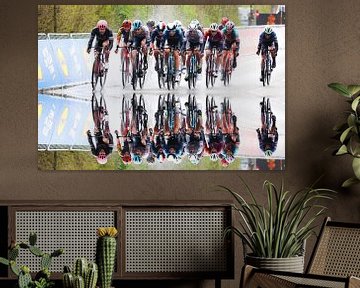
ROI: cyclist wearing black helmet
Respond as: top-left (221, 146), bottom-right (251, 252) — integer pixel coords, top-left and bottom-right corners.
top-left (129, 19), bottom-right (151, 71)
top-left (150, 21), bottom-right (166, 72)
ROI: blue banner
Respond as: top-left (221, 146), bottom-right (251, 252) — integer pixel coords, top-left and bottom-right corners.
top-left (38, 41), bottom-right (64, 89)
top-left (38, 94), bottom-right (91, 148)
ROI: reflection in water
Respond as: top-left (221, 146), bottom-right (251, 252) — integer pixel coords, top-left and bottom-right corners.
top-left (113, 93), bottom-right (240, 167)
top-left (256, 97), bottom-right (278, 157)
top-left (87, 92), bottom-right (114, 165)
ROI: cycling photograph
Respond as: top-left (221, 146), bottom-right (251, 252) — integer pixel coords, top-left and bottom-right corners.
top-left (38, 5), bottom-right (285, 170)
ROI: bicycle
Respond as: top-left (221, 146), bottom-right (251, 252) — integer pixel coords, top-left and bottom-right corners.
top-left (187, 49), bottom-right (198, 89)
top-left (186, 94), bottom-right (199, 130)
top-left (165, 47), bottom-right (177, 90)
top-left (91, 92), bottom-right (109, 137)
top-left (262, 48), bottom-right (273, 86)
top-left (156, 50), bottom-right (166, 89)
top-left (223, 49), bottom-right (233, 86)
top-left (206, 47), bottom-right (217, 88)
top-left (166, 93), bottom-right (177, 132)
top-left (121, 95), bottom-right (131, 136)
top-left (206, 95), bottom-right (217, 134)
top-left (91, 48), bottom-right (108, 90)
top-left (120, 46), bottom-right (131, 89)
top-left (131, 93), bottom-right (148, 133)
top-left (155, 94), bottom-right (166, 131)
top-left (261, 96), bottom-right (273, 135)
top-left (131, 47), bottom-right (147, 91)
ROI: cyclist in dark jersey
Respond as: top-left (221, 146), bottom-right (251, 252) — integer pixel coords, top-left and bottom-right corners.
top-left (256, 111), bottom-right (278, 157)
top-left (256, 26), bottom-right (279, 82)
top-left (87, 129), bottom-right (113, 165)
top-left (87, 20), bottom-right (114, 70)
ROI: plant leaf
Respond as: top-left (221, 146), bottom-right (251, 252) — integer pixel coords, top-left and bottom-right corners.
top-left (342, 177), bottom-right (360, 188)
top-left (351, 96), bottom-right (360, 111)
top-left (340, 126), bottom-right (353, 143)
top-left (352, 157), bottom-right (360, 180)
top-left (347, 85), bottom-right (360, 97)
top-left (328, 83), bottom-right (351, 97)
top-left (336, 145), bottom-right (348, 155)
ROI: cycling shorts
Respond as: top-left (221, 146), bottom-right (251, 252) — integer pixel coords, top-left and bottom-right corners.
top-left (186, 42), bottom-right (201, 51)
top-left (205, 41), bottom-right (224, 52)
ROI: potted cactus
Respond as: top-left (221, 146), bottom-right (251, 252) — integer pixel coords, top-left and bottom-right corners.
top-left (62, 257), bottom-right (98, 288)
top-left (0, 232), bottom-right (63, 288)
top-left (96, 227), bottom-right (118, 288)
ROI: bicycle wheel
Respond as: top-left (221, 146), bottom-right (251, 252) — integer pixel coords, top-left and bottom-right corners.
top-left (157, 55), bottom-right (165, 89)
top-left (206, 58), bottom-right (211, 88)
top-left (91, 93), bottom-right (99, 126)
top-left (122, 95), bottom-right (130, 128)
top-left (99, 94), bottom-right (108, 130)
top-left (210, 52), bottom-right (216, 87)
top-left (191, 55), bottom-right (197, 89)
top-left (266, 57), bottom-right (271, 86)
top-left (138, 53), bottom-right (146, 89)
top-left (91, 59), bottom-right (100, 90)
top-left (121, 55), bottom-right (129, 89)
top-left (131, 93), bottom-right (139, 130)
top-left (156, 95), bottom-right (165, 130)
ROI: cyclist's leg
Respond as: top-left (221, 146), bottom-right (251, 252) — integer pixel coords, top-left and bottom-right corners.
top-left (154, 47), bottom-right (160, 71)
top-left (174, 49), bottom-right (181, 80)
top-left (102, 40), bottom-right (110, 69)
top-left (215, 46), bottom-right (223, 76)
top-left (260, 47), bottom-right (266, 81)
top-left (269, 44), bottom-right (276, 68)
top-left (184, 43), bottom-right (191, 80)
top-left (195, 46), bottom-right (202, 73)
top-left (141, 38), bottom-right (148, 69)
top-left (231, 42), bottom-right (237, 68)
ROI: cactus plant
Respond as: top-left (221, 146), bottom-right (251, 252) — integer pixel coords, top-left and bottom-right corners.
top-left (62, 259), bottom-right (98, 288)
top-left (96, 227), bottom-right (118, 288)
top-left (0, 232), bottom-right (63, 288)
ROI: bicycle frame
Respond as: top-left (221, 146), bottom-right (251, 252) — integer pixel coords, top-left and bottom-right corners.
top-left (187, 49), bottom-right (198, 89)
top-left (91, 48), bottom-right (107, 90)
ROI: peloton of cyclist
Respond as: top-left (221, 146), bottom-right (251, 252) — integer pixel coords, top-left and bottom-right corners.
top-left (221, 21), bottom-right (240, 79)
top-left (218, 16), bottom-right (229, 31)
top-left (150, 21), bottom-right (166, 72)
top-left (183, 22), bottom-right (204, 81)
top-left (204, 23), bottom-right (224, 78)
top-left (87, 20), bottom-right (114, 70)
top-left (114, 19), bottom-right (132, 55)
top-left (160, 22), bottom-right (184, 82)
top-left (256, 26), bottom-right (279, 82)
top-left (256, 102), bottom-right (278, 157)
top-left (128, 20), bottom-right (151, 72)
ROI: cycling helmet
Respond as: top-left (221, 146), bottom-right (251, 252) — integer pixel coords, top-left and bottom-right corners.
top-left (264, 26), bottom-right (273, 35)
top-left (122, 19), bottom-right (132, 29)
top-left (221, 17), bottom-right (229, 25)
top-left (209, 23), bottom-right (219, 31)
top-left (189, 154), bottom-right (200, 165)
top-left (225, 21), bottom-right (235, 30)
top-left (97, 20), bottom-right (108, 30)
top-left (156, 21), bottom-right (166, 32)
top-left (121, 154), bottom-right (132, 165)
top-left (132, 154), bottom-right (143, 164)
top-left (96, 154), bottom-right (108, 165)
top-left (147, 20), bottom-right (155, 28)
top-left (188, 22), bottom-right (197, 31)
top-left (174, 20), bottom-right (182, 28)
top-left (167, 22), bottom-right (176, 31)
top-left (264, 150), bottom-right (273, 157)
top-left (225, 154), bottom-right (235, 164)
top-left (132, 20), bottom-right (142, 30)
top-left (210, 153), bottom-right (219, 162)
top-left (191, 19), bottom-right (200, 26)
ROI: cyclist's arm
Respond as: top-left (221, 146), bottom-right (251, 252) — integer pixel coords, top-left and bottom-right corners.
top-left (198, 30), bottom-right (205, 53)
top-left (178, 30), bottom-right (184, 49)
top-left (87, 28), bottom-right (97, 50)
top-left (234, 30), bottom-right (240, 52)
top-left (108, 30), bottom-right (114, 50)
top-left (272, 33), bottom-right (279, 51)
top-left (257, 33), bottom-right (263, 51)
top-left (87, 132), bottom-right (97, 155)
top-left (144, 26), bottom-right (151, 46)
top-left (160, 31), bottom-right (168, 49)
top-left (116, 28), bottom-right (122, 47)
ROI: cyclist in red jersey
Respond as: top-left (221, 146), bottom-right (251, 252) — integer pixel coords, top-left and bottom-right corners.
top-left (204, 23), bottom-right (224, 77)
top-left (114, 19), bottom-right (131, 54)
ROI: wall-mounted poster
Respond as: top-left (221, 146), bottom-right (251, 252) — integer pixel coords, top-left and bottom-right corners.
top-left (38, 5), bottom-right (285, 170)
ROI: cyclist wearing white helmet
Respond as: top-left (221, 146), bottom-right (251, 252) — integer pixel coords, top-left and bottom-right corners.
top-left (129, 19), bottom-right (151, 71)
top-left (204, 22), bottom-right (225, 77)
top-left (221, 21), bottom-right (240, 80)
top-left (184, 21), bottom-right (204, 81)
top-left (150, 21), bottom-right (167, 72)
top-left (87, 20), bottom-right (114, 70)
top-left (256, 25), bottom-right (279, 82)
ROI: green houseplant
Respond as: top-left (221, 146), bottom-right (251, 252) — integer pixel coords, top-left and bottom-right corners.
top-left (222, 179), bottom-right (335, 272)
top-left (328, 83), bottom-right (360, 187)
